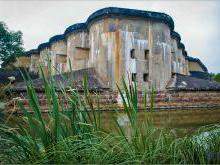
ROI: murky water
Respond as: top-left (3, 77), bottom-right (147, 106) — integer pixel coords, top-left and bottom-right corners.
top-left (2, 108), bottom-right (220, 136)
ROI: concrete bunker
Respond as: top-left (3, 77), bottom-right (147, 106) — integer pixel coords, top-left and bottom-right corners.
top-left (21, 7), bottom-right (210, 91)
top-left (64, 23), bottom-right (89, 71)
top-left (29, 49), bottom-right (40, 74)
top-left (38, 42), bottom-right (50, 77)
top-left (49, 34), bottom-right (67, 75)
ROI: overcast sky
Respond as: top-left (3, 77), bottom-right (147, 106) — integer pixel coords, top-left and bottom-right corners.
top-left (0, 0), bottom-right (219, 73)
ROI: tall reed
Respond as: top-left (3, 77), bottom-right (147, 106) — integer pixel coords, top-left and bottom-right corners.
top-left (0, 64), bottom-right (219, 164)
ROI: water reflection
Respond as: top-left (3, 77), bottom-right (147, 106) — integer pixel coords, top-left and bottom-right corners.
top-left (2, 108), bottom-right (220, 137)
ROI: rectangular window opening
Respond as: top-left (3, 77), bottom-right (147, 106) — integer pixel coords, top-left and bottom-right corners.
top-left (144, 49), bottom-right (149, 60)
top-left (130, 49), bottom-right (135, 59)
top-left (132, 73), bottom-right (137, 82)
top-left (143, 73), bottom-right (149, 82)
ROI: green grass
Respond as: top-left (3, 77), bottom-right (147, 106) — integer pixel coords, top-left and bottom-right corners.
top-left (0, 68), bottom-right (220, 164)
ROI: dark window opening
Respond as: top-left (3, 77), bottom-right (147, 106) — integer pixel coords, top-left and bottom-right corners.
top-left (130, 49), bottom-right (135, 59)
top-left (144, 49), bottom-right (149, 60)
top-left (143, 73), bottom-right (149, 82)
top-left (132, 73), bottom-right (137, 81)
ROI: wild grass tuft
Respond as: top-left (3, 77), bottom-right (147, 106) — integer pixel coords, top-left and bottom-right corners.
top-left (0, 65), bottom-right (220, 164)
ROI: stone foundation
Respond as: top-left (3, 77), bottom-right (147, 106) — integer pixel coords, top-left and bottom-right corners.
top-left (152, 91), bottom-right (220, 109)
top-left (5, 90), bottom-right (220, 114)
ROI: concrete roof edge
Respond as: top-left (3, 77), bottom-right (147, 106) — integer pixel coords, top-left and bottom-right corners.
top-left (37, 42), bottom-right (50, 51)
top-left (171, 31), bottom-right (181, 42)
top-left (22, 49), bottom-right (39, 57)
top-left (64, 23), bottom-right (88, 37)
top-left (186, 56), bottom-right (208, 72)
top-left (86, 7), bottom-right (174, 30)
top-left (49, 34), bottom-right (65, 45)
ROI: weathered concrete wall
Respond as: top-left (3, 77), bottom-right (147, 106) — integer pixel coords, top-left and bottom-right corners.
top-left (150, 22), bottom-right (172, 90)
top-left (185, 58), bottom-right (189, 75)
top-left (55, 55), bottom-right (66, 73)
top-left (50, 41), bottom-right (67, 75)
top-left (172, 45), bottom-right (187, 75)
top-left (179, 49), bottom-right (186, 75)
top-left (188, 61), bottom-right (204, 72)
top-left (171, 38), bottom-right (178, 74)
top-left (88, 19), bottom-right (117, 87)
top-left (39, 47), bottom-right (50, 77)
top-left (88, 17), bottom-right (172, 90)
top-left (66, 31), bottom-right (89, 71)
top-left (171, 37), bottom-right (189, 76)
top-left (14, 56), bottom-right (31, 69)
top-left (30, 54), bottom-right (40, 74)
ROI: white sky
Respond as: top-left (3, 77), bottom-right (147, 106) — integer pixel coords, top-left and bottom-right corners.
top-left (0, 0), bottom-right (219, 73)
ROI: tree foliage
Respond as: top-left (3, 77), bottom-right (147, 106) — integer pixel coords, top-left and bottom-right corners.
top-left (209, 72), bottom-right (215, 79)
top-left (213, 73), bottom-right (220, 83)
top-left (0, 21), bottom-right (24, 67)
top-left (209, 73), bottom-right (220, 83)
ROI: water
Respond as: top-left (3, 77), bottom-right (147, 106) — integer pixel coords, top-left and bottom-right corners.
top-left (3, 108), bottom-right (220, 136)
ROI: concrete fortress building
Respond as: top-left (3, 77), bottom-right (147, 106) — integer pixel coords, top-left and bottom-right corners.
top-left (38, 42), bottom-right (50, 76)
top-left (64, 23), bottom-right (89, 72)
top-left (49, 34), bottom-right (67, 75)
top-left (22, 7), bottom-right (209, 91)
top-left (29, 49), bottom-right (40, 74)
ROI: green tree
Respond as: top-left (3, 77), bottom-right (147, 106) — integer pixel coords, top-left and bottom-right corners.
top-left (214, 73), bottom-right (220, 83)
top-left (209, 72), bottom-right (215, 81)
top-left (0, 21), bottom-right (24, 67)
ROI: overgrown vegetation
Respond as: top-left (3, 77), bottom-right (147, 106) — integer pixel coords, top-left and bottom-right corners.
top-left (0, 68), bottom-right (220, 164)
top-left (0, 84), bottom-right (10, 101)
